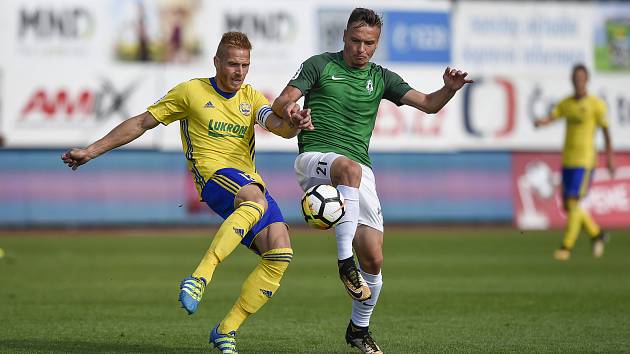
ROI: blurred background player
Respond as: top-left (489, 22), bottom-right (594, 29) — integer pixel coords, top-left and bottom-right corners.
top-left (534, 63), bottom-right (615, 261)
top-left (61, 31), bottom-right (312, 353)
top-left (272, 8), bottom-right (472, 354)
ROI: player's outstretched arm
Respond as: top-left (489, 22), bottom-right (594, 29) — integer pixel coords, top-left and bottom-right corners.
top-left (533, 114), bottom-right (554, 128)
top-left (268, 85), bottom-right (313, 138)
top-left (265, 108), bottom-right (313, 139)
top-left (400, 67), bottom-right (473, 114)
top-left (272, 86), bottom-right (303, 120)
top-left (602, 127), bottom-right (615, 178)
top-left (61, 111), bottom-right (160, 170)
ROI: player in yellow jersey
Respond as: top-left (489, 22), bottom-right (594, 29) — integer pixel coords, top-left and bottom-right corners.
top-left (61, 32), bottom-right (313, 353)
top-left (534, 64), bottom-right (615, 261)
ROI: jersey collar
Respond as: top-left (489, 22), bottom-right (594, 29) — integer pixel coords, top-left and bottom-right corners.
top-left (210, 77), bottom-right (237, 99)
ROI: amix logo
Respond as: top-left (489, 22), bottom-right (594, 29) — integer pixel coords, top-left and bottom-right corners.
top-left (208, 119), bottom-right (248, 138)
top-left (20, 79), bottom-right (135, 122)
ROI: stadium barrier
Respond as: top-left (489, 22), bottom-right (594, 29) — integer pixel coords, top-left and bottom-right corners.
top-left (0, 150), bottom-right (512, 226)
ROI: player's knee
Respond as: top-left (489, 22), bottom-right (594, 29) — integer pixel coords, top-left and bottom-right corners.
top-left (331, 158), bottom-right (362, 186)
top-left (251, 196), bottom-right (268, 212)
top-left (360, 255), bottom-right (383, 274)
top-left (237, 184), bottom-right (268, 211)
top-left (270, 225), bottom-right (291, 249)
top-left (563, 198), bottom-right (578, 212)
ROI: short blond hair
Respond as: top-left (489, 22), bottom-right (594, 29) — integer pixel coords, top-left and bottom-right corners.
top-left (216, 31), bottom-right (252, 58)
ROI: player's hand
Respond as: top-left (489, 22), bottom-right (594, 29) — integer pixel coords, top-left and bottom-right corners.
top-left (292, 108), bottom-right (314, 131)
top-left (607, 158), bottom-right (616, 179)
top-left (61, 148), bottom-right (92, 171)
top-left (283, 102), bottom-right (301, 121)
top-left (443, 67), bottom-right (473, 91)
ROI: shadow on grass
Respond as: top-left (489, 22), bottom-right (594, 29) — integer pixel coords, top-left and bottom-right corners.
top-left (0, 339), bottom-right (205, 354)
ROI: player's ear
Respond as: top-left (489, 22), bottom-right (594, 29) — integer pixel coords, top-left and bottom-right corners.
top-left (342, 29), bottom-right (348, 44)
top-left (213, 55), bottom-right (219, 70)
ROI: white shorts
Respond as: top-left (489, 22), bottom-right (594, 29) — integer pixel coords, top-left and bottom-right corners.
top-left (294, 152), bottom-right (384, 232)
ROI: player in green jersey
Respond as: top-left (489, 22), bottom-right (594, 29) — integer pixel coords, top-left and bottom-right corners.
top-left (272, 8), bottom-right (472, 354)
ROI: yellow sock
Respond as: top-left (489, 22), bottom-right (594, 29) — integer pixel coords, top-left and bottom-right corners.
top-left (580, 209), bottom-right (601, 238)
top-left (192, 201), bottom-right (264, 282)
top-left (562, 199), bottom-right (581, 250)
top-left (219, 248), bottom-right (293, 333)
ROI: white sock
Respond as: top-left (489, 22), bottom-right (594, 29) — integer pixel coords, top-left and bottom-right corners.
top-left (351, 269), bottom-right (382, 327)
top-left (335, 185), bottom-right (359, 260)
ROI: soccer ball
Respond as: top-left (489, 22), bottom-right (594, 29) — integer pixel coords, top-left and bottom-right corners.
top-left (301, 184), bottom-right (345, 229)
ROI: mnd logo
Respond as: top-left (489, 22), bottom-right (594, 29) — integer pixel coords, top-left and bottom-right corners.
top-left (208, 119), bottom-right (247, 138)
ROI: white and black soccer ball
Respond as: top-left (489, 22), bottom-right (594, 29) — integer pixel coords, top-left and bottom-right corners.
top-left (301, 184), bottom-right (345, 229)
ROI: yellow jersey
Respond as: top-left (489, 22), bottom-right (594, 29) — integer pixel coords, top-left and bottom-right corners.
top-left (551, 95), bottom-right (608, 168)
top-left (147, 78), bottom-right (273, 195)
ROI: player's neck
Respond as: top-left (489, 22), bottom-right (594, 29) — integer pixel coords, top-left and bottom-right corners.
top-left (573, 91), bottom-right (587, 99)
top-left (210, 77), bottom-right (237, 99)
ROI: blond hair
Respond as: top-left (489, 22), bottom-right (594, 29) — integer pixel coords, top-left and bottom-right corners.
top-left (216, 31), bottom-right (252, 58)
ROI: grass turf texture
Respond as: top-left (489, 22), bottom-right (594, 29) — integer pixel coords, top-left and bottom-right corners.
top-left (0, 227), bottom-right (629, 353)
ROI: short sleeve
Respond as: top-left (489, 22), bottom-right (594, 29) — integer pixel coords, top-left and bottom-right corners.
top-left (382, 68), bottom-right (412, 106)
top-left (252, 89), bottom-right (272, 131)
top-left (550, 99), bottom-right (566, 120)
top-left (147, 81), bottom-right (189, 125)
top-left (287, 54), bottom-right (327, 95)
top-left (595, 98), bottom-right (609, 128)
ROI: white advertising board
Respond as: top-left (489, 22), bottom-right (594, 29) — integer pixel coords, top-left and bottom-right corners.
top-left (1, 0), bottom-right (628, 152)
top-left (2, 65), bottom-right (161, 148)
top-left (453, 2), bottom-right (594, 74)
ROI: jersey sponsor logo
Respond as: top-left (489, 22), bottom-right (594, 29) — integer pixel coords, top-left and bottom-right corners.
top-left (204, 101), bottom-right (214, 108)
top-left (366, 79), bottom-right (374, 93)
top-left (207, 119), bottom-right (248, 138)
top-left (331, 75), bottom-right (344, 80)
top-left (233, 227), bottom-right (245, 237)
top-left (260, 289), bottom-right (273, 298)
top-left (239, 102), bottom-right (251, 115)
top-left (291, 64), bottom-right (303, 80)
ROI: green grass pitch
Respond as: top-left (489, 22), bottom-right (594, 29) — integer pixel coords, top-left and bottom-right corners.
top-left (0, 227), bottom-right (629, 353)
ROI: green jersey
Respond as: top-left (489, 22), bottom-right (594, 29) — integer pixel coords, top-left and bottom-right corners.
top-left (289, 51), bottom-right (412, 167)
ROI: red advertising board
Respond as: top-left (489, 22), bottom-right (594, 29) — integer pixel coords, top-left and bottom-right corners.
top-left (513, 152), bottom-right (630, 229)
